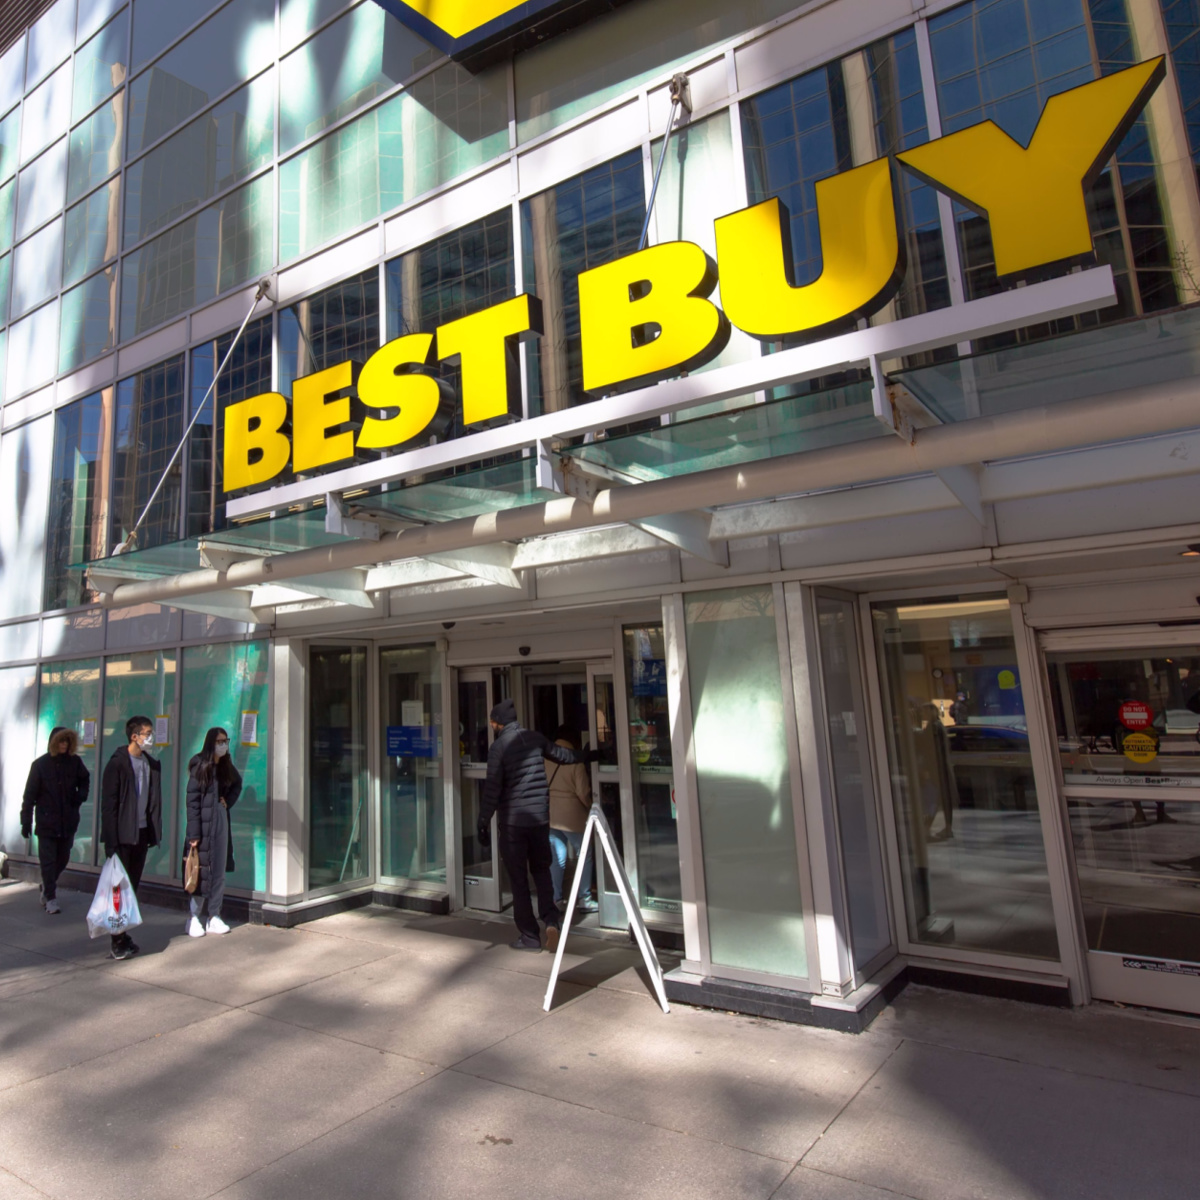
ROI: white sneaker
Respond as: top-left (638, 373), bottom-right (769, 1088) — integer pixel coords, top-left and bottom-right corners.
top-left (206, 916), bottom-right (230, 935)
top-left (187, 916), bottom-right (206, 938)
top-left (44, 897), bottom-right (60, 915)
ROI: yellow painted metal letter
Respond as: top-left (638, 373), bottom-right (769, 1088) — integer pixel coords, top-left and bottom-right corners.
top-left (223, 392), bottom-right (291, 492)
top-left (437, 294), bottom-right (543, 427)
top-left (578, 241), bottom-right (729, 394)
top-left (357, 333), bottom-right (451, 450)
top-left (292, 360), bottom-right (358, 474)
top-left (896, 58), bottom-right (1165, 277)
top-left (714, 158), bottom-right (903, 340)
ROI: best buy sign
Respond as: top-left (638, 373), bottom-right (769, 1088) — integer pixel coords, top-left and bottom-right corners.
top-left (224, 60), bottom-right (1163, 495)
top-left (370, 0), bottom-right (618, 64)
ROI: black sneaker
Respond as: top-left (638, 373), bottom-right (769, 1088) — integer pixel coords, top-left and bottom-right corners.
top-left (123, 938), bottom-right (141, 956)
top-left (109, 942), bottom-right (135, 961)
top-left (510, 935), bottom-right (541, 952)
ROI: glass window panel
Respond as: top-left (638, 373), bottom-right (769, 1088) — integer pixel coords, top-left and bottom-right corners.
top-left (280, 1), bottom-right (434, 152)
top-left (0, 415), bottom-right (53, 618)
top-left (72, 7), bottom-right (128, 123)
top-left (0, 251), bottom-right (9, 325)
top-left (111, 353), bottom-right (185, 550)
top-left (37, 657), bottom-right (102, 864)
top-left (0, 37), bottom-right (26, 115)
top-left (278, 267), bottom-right (378, 392)
top-left (18, 138), bottom-right (67, 238)
top-left (124, 71), bottom-right (273, 246)
top-left (64, 176), bottom-right (120, 285)
top-left (521, 149), bottom-right (645, 415)
top-left (78, 0), bottom-right (128, 45)
top-left (279, 61), bottom-right (508, 261)
top-left (0, 107), bottom-right (20, 183)
top-left (0, 327), bottom-right (6, 399)
top-left (6, 299), bottom-right (59, 398)
top-left (100, 651), bottom-right (177, 879)
top-left (309, 645), bottom-right (370, 889)
top-left (872, 595), bottom-right (1059, 960)
top-left (127, 0), bottom-right (277, 156)
top-left (179, 640), bottom-right (271, 893)
top-left (59, 264), bottom-right (118, 372)
top-left (27, 0), bottom-right (77, 91)
top-left (44, 388), bottom-right (112, 609)
top-left (380, 644), bottom-right (445, 883)
top-left (280, 0), bottom-right (355, 53)
top-left (12, 215), bottom-right (63, 317)
top-left (515, 0), bottom-right (797, 143)
top-left (0, 177), bottom-right (14, 254)
top-left (622, 623), bottom-right (680, 915)
top-left (21, 60), bottom-right (72, 164)
top-left (119, 172), bottom-right (274, 340)
top-left (67, 93), bottom-right (122, 203)
top-left (685, 586), bottom-right (807, 977)
top-left (187, 314), bottom-right (271, 536)
top-left (131, 0), bottom-right (202, 70)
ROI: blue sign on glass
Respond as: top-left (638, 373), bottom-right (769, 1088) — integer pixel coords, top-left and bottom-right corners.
top-left (387, 726), bottom-right (437, 758)
top-left (631, 658), bottom-right (667, 698)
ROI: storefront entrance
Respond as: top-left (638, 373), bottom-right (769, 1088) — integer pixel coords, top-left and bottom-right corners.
top-left (1043, 633), bottom-right (1200, 1014)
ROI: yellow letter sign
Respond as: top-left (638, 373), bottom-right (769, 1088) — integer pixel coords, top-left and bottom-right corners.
top-left (357, 332), bottom-right (453, 450)
top-left (224, 392), bottom-right (291, 491)
top-left (897, 58), bottom-right (1165, 277)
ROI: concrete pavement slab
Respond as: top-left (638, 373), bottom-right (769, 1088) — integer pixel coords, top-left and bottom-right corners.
top-left (0, 942), bottom-right (84, 1000)
top-left (211, 1066), bottom-right (793, 1200)
top-left (802, 1038), bottom-right (1200, 1200)
top-left (112, 921), bottom-right (396, 1006)
top-left (775, 1165), bottom-right (915, 1200)
top-left (302, 909), bottom-right (510, 962)
top-left (246, 951), bottom-right (587, 1067)
top-left (0, 1008), bottom-right (433, 1200)
top-left (875, 983), bottom-right (1200, 1098)
top-left (0, 969), bottom-right (226, 1091)
top-left (0, 1164), bottom-right (50, 1199)
top-left (455, 985), bottom-right (900, 1161)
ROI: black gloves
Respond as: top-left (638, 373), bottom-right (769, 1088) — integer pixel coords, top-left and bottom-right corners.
top-left (104, 844), bottom-right (116, 860)
top-left (583, 748), bottom-right (602, 765)
top-left (477, 817), bottom-right (491, 849)
top-left (20, 825), bottom-right (30, 841)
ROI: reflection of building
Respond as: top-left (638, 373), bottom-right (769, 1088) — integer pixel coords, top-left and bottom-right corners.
top-left (4, 0), bottom-right (1200, 1027)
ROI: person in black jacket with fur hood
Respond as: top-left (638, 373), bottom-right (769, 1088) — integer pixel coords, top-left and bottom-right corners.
top-left (184, 726), bottom-right (242, 939)
top-left (21, 727), bottom-right (89, 915)
top-left (479, 698), bottom-right (597, 952)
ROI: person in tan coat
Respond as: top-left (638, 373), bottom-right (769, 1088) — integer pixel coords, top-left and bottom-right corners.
top-left (545, 725), bottom-right (597, 912)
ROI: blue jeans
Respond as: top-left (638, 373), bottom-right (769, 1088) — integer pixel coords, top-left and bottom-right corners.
top-left (549, 829), bottom-right (593, 904)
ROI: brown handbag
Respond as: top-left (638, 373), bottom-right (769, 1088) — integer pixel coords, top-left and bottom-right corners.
top-left (183, 844), bottom-right (200, 894)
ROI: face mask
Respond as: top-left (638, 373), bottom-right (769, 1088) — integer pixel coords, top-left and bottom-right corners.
top-left (214, 742), bottom-right (229, 758)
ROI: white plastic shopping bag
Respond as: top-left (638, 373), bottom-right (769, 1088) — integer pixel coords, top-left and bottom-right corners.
top-left (86, 854), bottom-right (143, 939)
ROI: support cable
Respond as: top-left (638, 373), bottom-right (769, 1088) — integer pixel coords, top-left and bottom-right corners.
top-left (638, 73), bottom-right (692, 251)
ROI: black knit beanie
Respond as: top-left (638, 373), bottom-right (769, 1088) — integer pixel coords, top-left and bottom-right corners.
top-left (490, 698), bottom-right (517, 725)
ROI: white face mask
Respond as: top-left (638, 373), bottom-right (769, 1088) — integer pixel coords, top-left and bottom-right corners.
top-left (214, 742), bottom-right (229, 758)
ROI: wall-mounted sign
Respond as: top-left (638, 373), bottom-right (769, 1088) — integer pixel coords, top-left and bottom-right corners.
top-left (1122, 732), bottom-right (1158, 764)
top-left (223, 59), bottom-right (1164, 501)
top-left (369, 0), bottom-right (630, 69)
top-left (1118, 699), bottom-right (1154, 730)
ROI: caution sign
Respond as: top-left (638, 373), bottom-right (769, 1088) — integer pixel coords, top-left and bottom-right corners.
top-left (1118, 700), bottom-right (1153, 731)
top-left (1122, 732), bottom-right (1158, 764)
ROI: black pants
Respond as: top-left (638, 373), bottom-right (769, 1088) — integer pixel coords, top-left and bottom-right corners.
top-left (110, 828), bottom-right (151, 948)
top-left (497, 823), bottom-right (560, 941)
top-left (37, 836), bottom-right (73, 900)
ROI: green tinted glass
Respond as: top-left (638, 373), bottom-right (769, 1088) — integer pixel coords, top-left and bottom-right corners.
top-left (72, 9), bottom-right (128, 124)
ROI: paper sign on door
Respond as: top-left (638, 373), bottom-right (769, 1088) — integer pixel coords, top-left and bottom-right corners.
top-left (240, 711), bottom-right (259, 747)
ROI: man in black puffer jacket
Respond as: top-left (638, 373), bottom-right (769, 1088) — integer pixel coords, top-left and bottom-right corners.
top-left (21, 727), bottom-right (90, 915)
top-left (479, 698), bottom-right (597, 951)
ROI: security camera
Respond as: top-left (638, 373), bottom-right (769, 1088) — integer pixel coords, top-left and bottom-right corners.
top-left (519, 645), bottom-right (532, 657)
top-left (442, 621), bottom-right (456, 629)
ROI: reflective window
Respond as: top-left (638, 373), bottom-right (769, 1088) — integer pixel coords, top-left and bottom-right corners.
top-left (72, 7), bottom-right (128, 123)
top-left (44, 388), bottom-right (113, 609)
top-left (6, 299), bottom-right (60, 398)
top-left (119, 173), bottom-right (273, 339)
top-left (187, 314), bottom-right (272, 535)
top-left (18, 139), bottom-right (67, 238)
top-left (686, 587), bottom-right (807, 977)
top-left (309, 645), bottom-right (370, 889)
top-left (0, 251), bottom-right (10, 325)
top-left (1162, 1), bottom-right (1200, 190)
top-left (21, 60), bottom-right (72, 164)
top-left (124, 71), bottom-right (274, 246)
top-left (0, 416), bottom-right (53, 616)
top-left (622, 623), bottom-right (680, 916)
top-left (872, 595), bottom-right (1059, 960)
top-left (27, 0), bottom-right (76, 91)
top-left (64, 177), bottom-right (120, 285)
top-left (0, 107), bottom-right (21, 183)
top-left (67, 93), bottom-right (123, 203)
top-left (111, 354), bottom-right (185, 550)
top-left (12, 216), bottom-right (63, 317)
top-left (279, 61), bottom-right (508, 261)
top-left (0, 37), bottom-right (26, 114)
top-left (127, 0), bottom-right (276, 156)
top-left (131, 0), bottom-right (204, 70)
top-left (78, 0), bottom-right (128, 45)
top-left (521, 149), bottom-right (645, 415)
top-left (380, 644), bottom-right (445, 883)
top-left (280, 0), bottom-right (356, 53)
top-left (0, 178), bottom-right (14, 254)
top-left (280, 1), bottom-right (434, 152)
top-left (59, 264), bottom-right (119, 372)
top-left (514, 0), bottom-right (797, 143)
top-left (385, 208), bottom-right (514, 441)
top-left (279, 267), bottom-right (379, 392)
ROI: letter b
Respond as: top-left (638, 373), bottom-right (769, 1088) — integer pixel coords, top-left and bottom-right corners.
top-left (223, 392), bottom-right (290, 492)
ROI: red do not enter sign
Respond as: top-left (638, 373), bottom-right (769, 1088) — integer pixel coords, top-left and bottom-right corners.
top-left (1118, 700), bottom-right (1154, 731)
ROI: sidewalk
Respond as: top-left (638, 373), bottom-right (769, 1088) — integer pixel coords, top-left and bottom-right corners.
top-left (0, 878), bottom-right (1198, 1200)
